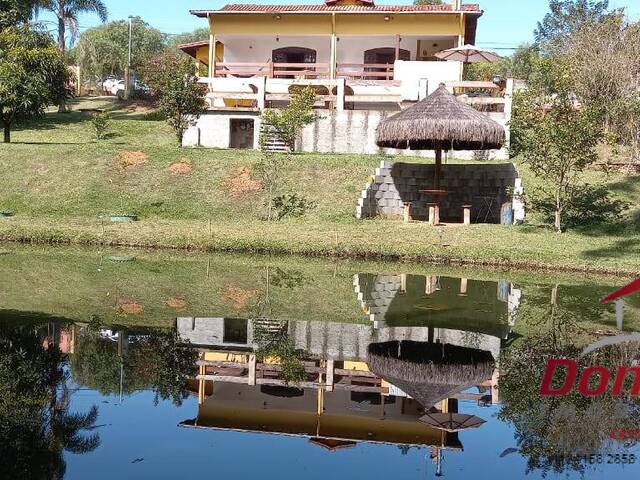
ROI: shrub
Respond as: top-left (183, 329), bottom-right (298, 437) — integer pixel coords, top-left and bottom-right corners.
top-left (271, 193), bottom-right (316, 220)
top-left (91, 111), bottom-right (110, 140)
top-left (530, 184), bottom-right (629, 230)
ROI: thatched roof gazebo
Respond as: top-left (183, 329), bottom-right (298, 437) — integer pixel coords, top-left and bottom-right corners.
top-left (367, 341), bottom-right (495, 410)
top-left (375, 84), bottom-right (505, 192)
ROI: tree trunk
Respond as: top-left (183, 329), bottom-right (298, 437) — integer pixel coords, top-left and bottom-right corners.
top-left (555, 191), bottom-right (562, 233)
top-left (3, 122), bottom-right (9, 143)
top-left (57, 11), bottom-right (65, 52)
top-left (57, 10), bottom-right (67, 113)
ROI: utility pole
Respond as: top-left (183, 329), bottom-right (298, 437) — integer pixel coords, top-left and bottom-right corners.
top-left (125, 15), bottom-right (134, 99)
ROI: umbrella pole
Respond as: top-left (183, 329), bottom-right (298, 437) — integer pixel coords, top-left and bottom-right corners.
top-left (434, 149), bottom-right (442, 190)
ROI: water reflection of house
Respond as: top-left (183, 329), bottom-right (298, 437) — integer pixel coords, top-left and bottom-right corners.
top-left (180, 381), bottom-right (463, 451)
top-left (177, 313), bottom-right (500, 453)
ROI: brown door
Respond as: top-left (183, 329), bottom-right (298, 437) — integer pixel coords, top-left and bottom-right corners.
top-left (229, 119), bottom-right (255, 149)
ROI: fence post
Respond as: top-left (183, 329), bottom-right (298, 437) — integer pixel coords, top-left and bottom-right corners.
top-left (336, 78), bottom-right (345, 111)
top-left (256, 76), bottom-right (266, 111)
top-left (504, 78), bottom-right (514, 147)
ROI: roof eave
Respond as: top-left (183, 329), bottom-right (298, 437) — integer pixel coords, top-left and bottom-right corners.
top-left (189, 9), bottom-right (482, 18)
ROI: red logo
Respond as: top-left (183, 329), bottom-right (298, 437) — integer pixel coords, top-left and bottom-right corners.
top-left (539, 358), bottom-right (640, 397)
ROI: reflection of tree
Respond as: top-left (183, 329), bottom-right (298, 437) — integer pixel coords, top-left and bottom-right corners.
top-left (0, 324), bottom-right (100, 479)
top-left (499, 320), bottom-right (640, 476)
top-left (269, 267), bottom-right (309, 289)
top-left (70, 327), bottom-right (197, 406)
top-left (252, 320), bottom-right (306, 385)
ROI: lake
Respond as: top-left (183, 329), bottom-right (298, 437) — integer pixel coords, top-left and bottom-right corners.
top-left (1, 246), bottom-right (639, 479)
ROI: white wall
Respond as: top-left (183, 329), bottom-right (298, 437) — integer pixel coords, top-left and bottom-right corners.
top-left (394, 60), bottom-right (463, 99)
top-left (219, 35), bottom-right (457, 65)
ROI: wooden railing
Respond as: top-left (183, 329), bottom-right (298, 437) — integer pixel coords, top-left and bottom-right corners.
top-left (214, 62), bottom-right (330, 79)
top-left (336, 63), bottom-right (395, 80)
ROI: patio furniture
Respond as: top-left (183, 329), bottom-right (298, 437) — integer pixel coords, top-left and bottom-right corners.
top-left (403, 202), bottom-right (413, 223)
top-left (462, 204), bottom-right (472, 225)
top-left (474, 194), bottom-right (499, 223)
top-left (427, 203), bottom-right (440, 226)
top-left (376, 84), bottom-right (505, 226)
top-left (419, 189), bottom-right (448, 225)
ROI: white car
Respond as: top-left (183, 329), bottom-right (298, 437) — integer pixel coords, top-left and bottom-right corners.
top-left (110, 80), bottom-right (125, 96)
top-left (101, 76), bottom-right (119, 94)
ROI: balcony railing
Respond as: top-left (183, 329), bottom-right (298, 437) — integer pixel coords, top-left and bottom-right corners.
top-left (213, 62), bottom-right (394, 81)
top-left (215, 62), bottom-right (330, 79)
top-left (336, 63), bottom-right (395, 81)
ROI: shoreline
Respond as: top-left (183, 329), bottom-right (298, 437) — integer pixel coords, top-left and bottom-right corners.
top-left (1, 221), bottom-right (637, 278)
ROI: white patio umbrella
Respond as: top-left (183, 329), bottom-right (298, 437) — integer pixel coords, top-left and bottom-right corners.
top-left (419, 412), bottom-right (486, 433)
top-left (435, 45), bottom-right (502, 63)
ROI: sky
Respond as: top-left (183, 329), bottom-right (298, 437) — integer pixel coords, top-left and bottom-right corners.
top-left (37, 0), bottom-right (640, 51)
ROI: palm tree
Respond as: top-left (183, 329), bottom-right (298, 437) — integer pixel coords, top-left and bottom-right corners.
top-left (42, 0), bottom-right (108, 52)
top-left (38, 0), bottom-right (107, 111)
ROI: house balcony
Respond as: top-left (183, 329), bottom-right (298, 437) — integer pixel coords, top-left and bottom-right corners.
top-left (192, 34), bottom-right (480, 111)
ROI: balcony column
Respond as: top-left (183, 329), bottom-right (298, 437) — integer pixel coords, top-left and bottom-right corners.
top-left (330, 13), bottom-right (337, 79)
top-left (394, 34), bottom-right (400, 60)
top-left (208, 34), bottom-right (216, 78)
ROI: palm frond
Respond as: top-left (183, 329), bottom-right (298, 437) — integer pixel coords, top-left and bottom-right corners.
top-left (68, 0), bottom-right (108, 23)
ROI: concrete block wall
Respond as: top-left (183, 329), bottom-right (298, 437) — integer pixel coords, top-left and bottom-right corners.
top-left (357, 161), bottom-right (523, 223)
top-left (184, 109), bottom-right (510, 161)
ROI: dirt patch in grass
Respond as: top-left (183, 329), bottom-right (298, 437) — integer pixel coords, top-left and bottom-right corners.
top-left (115, 299), bottom-right (144, 315)
top-left (168, 159), bottom-right (193, 175)
top-left (165, 297), bottom-right (187, 310)
top-left (118, 150), bottom-right (148, 169)
top-left (221, 167), bottom-right (262, 198)
top-left (221, 285), bottom-right (259, 309)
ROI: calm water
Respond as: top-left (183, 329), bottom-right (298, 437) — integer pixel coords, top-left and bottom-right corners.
top-left (1, 246), bottom-right (640, 480)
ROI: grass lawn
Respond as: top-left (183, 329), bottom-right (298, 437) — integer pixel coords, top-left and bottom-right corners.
top-left (0, 97), bottom-right (638, 275)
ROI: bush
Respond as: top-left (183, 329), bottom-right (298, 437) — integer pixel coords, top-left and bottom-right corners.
top-left (271, 193), bottom-right (316, 220)
top-left (530, 184), bottom-right (629, 229)
top-left (90, 111), bottom-right (110, 140)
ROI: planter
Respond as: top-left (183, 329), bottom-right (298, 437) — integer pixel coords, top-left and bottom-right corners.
top-left (109, 214), bottom-right (138, 222)
top-left (0, 211), bottom-right (13, 218)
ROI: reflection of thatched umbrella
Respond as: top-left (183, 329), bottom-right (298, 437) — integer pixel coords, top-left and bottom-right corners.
top-left (367, 341), bottom-right (494, 409)
top-left (419, 412), bottom-right (486, 433)
top-left (375, 85), bottom-right (505, 190)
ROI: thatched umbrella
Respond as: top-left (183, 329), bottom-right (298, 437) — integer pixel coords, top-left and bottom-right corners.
top-left (367, 341), bottom-right (494, 410)
top-left (375, 84), bottom-right (505, 190)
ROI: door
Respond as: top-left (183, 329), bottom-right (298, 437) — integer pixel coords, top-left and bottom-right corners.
top-left (229, 119), bottom-right (255, 149)
top-left (272, 47), bottom-right (317, 78)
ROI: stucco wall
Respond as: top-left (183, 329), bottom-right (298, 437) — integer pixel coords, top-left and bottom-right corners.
top-left (183, 109), bottom-right (510, 161)
top-left (182, 110), bottom-right (261, 148)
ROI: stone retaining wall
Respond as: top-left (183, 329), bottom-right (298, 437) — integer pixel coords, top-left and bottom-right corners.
top-left (357, 161), bottom-right (524, 223)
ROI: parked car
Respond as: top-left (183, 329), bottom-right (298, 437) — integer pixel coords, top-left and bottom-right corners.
top-left (110, 80), bottom-right (125, 96)
top-left (112, 80), bottom-right (151, 99)
top-left (101, 76), bottom-right (119, 95)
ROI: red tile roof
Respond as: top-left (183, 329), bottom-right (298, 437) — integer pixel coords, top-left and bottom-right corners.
top-left (191, 3), bottom-right (481, 16)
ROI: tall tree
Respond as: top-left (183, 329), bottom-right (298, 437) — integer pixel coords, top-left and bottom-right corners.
top-left (77, 19), bottom-right (166, 79)
top-left (413, 0), bottom-right (444, 5)
top-left (141, 50), bottom-right (206, 144)
top-left (511, 61), bottom-right (602, 232)
top-left (534, 0), bottom-right (612, 51)
top-left (0, 26), bottom-right (69, 142)
top-left (40, 0), bottom-right (108, 51)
